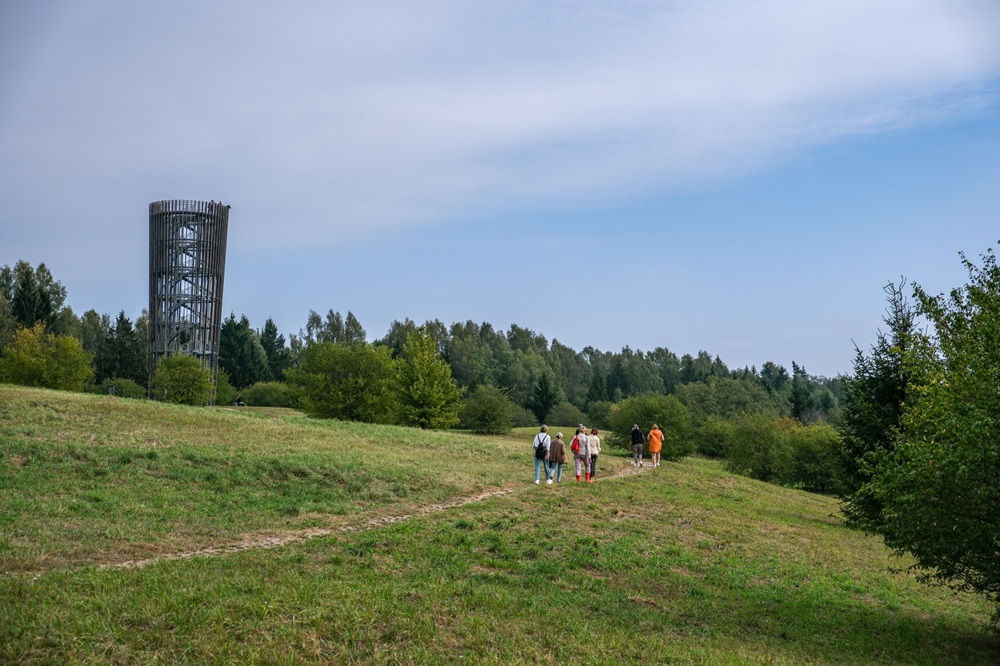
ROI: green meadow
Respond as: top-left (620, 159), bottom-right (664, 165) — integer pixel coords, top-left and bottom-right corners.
top-left (1, 385), bottom-right (996, 664)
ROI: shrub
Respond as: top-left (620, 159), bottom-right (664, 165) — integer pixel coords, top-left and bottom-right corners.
top-left (215, 368), bottom-right (237, 407)
top-left (459, 385), bottom-right (515, 434)
top-left (546, 401), bottom-right (586, 429)
top-left (151, 354), bottom-right (214, 406)
top-left (0, 323), bottom-right (93, 391)
top-left (695, 416), bottom-right (734, 458)
top-left (286, 342), bottom-right (398, 423)
top-left (606, 393), bottom-right (692, 460)
top-left (726, 416), bottom-right (795, 483)
top-left (586, 400), bottom-right (614, 430)
top-left (511, 404), bottom-right (538, 427)
top-left (788, 423), bottom-right (845, 493)
top-left (241, 381), bottom-right (299, 408)
top-left (95, 377), bottom-right (147, 399)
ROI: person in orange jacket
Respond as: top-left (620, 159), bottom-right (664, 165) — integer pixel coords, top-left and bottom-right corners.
top-left (647, 424), bottom-right (664, 468)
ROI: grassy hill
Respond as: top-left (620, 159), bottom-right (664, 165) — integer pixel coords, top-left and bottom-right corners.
top-left (1, 385), bottom-right (996, 664)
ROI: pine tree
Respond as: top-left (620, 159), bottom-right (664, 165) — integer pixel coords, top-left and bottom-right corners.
top-left (397, 327), bottom-right (463, 429)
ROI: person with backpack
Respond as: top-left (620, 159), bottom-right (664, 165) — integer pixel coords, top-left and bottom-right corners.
top-left (532, 425), bottom-right (552, 485)
top-left (571, 425), bottom-right (591, 482)
top-left (630, 424), bottom-right (645, 467)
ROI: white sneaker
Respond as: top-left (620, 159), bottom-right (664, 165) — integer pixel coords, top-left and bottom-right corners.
top-left (535, 479), bottom-right (539, 484)
top-left (546, 478), bottom-right (553, 485)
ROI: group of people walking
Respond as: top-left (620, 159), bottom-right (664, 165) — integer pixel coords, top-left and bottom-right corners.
top-left (532, 422), bottom-right (665, 484)
top-left (532, 424), bottom-right (601, 484)
top-left (630, 423), bottom-right (664, 467)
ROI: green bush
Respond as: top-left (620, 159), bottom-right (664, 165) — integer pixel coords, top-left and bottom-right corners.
top-left (546, 401), bottom-right (586, 429)
top-left (0, 323), bottom-right (93, 391)
top-left (93, 377), bottom-right (147, 399)
top-left (215, 368), bottom-right (237, 407)
top-left (586, 400), bottom-right (614, 430)
top-left (788, 423), bottom-right (845, 493)
top-left (458, 385), bottom-right (515, 434)
top-left (695, 416), bottom-right (734, 458)
top-left (286, 342), bottom-right (399, 423)
top-left (511, 404), bottom-right (538, 427)
top-left (726, 416), bottom-right (795, 483)
top-left (606, 393), bottom-right (692, 460)
top-left (151, 354), bottom-right (214, 406)
top-left (241, 381), bottom-right (299, 408)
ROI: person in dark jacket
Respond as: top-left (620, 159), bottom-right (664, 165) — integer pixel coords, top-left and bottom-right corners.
top-left (630, 424), bottom-right (645, 467)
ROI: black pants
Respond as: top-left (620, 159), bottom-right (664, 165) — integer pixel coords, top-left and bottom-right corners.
top-left (590, 454), bottom-right (598, 477)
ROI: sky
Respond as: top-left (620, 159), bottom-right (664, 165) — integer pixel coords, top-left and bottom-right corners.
top-left (2, 1), bottom-right (999, 378)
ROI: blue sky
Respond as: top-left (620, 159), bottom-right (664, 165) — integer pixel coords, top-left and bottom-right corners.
top-left (2, 1), bottom-right (999, 378)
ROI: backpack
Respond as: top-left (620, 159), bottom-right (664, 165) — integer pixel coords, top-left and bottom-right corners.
top-left (571, 435), bottom-right (580, 453)
top-left (534, 434), bottom-right (548, 459)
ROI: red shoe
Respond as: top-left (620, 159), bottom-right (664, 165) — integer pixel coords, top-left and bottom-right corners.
top-left (585, 473), bottom-right (590, 482)
top-left (576, 475), bottom-right (581, 482)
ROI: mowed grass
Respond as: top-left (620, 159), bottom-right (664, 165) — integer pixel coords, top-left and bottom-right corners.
top-left (1, 385), bottom-right (997, 664)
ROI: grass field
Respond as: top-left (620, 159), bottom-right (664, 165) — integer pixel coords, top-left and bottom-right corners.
top-left (1, 385), bottom-right (996, 664)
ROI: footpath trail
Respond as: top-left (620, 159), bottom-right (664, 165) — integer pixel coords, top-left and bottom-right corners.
top-left (100, 463), bottom-right (648, 572)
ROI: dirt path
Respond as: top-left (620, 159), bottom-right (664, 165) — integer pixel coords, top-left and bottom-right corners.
top-left (101, 463), bottom-right (647, 572)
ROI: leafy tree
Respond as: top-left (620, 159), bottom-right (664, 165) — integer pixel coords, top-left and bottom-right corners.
top-left (648, 346), bottom-right (682, 394)
top-left (694, 416), bottom-right (734, 458)
top-left (675, 377), bottom-right (787, 425)
top-left (343, 311), bottom-right (367, 345)
top-left (528, 371), bottom-right (560, 424)
top-left (0, 323), bottom-right (93, 391)
top-left (726, 415), bottom-right (796, 483)
top-left (839, 279), bottom-right (915, 528)
top-left (78, 309), bottom-right (110, 357)
top-left (679, 351), bottom-right (713, 385)
top-left (288, 342), bottom-right (398, 423)
top-left (151, 354), bottom-right (214, 405)
top-left (377, 318), bottom-right (419, 357)
top-left (869, 250), bottom-right (1000, 614)
top-left (397, 327), bottom-right (463, 429)
top-left (789, 423), bottom-right (844, 494)
top-left (546, 401), bottom-right (587, 429)
top-left (459, 384), bottom-right (515, 434)
top-left (547, 339), bottom-right (591, 408)
top-left (606, 393), bottom-right (692, 460)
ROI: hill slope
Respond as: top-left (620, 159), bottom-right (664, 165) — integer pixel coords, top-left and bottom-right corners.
top-left (0, 385), bottom-right (995, 664)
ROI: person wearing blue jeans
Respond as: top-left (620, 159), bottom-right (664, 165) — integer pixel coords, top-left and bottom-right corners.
top-left (548, 432), bottom-right (568, 482)
top-left (532, 425), bottom-right (552, 484)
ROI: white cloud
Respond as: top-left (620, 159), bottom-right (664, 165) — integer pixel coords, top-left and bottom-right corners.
top-left (2, 0), bottom-right (999, 251)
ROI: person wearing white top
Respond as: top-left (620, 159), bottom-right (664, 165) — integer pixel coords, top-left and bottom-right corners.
top-left (532, 425), bottom-right (552, 484)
